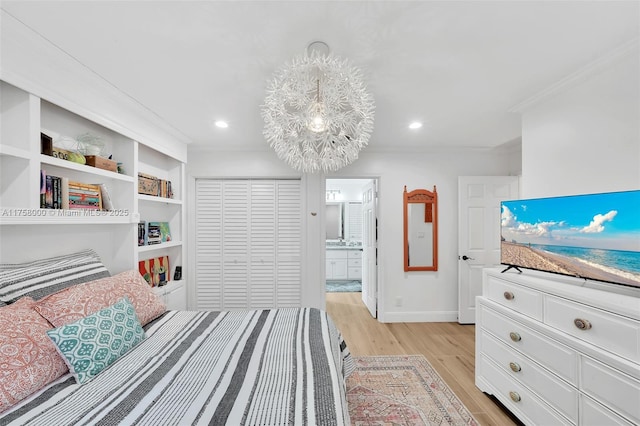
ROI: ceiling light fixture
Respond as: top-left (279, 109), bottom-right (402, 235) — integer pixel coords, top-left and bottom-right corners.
top-left (215, 120), bottom-right (229, 128)
top-left (262, 41), bottom-right (375, 173)
top-left (409, 122), bottom-right (423, 129)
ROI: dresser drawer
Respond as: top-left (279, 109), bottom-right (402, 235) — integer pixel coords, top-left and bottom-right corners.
top-left (348, 258), bottom-right (362, 267)
top-left (478, 355), bottom-right (574, 425)
top-left (485, 275), bottom-right (543, 321)
top-left (347, 267), bottom-right (361, 280)
top-left (347, 250), bottom-right (362, 259)
top-left (480, 332), bottom-right (578, 420)
top-left (545, 296), bottom-right (640, 362)
top-left (580, 356), bottom-right (640, 424)
top-left (479, 303), bottom-right (578, 384)
top-left (580, 394), bottom-right (636, 426)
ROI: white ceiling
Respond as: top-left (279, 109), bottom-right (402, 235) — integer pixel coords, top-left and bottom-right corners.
top-left (2, 1), bottom-right (638, 152)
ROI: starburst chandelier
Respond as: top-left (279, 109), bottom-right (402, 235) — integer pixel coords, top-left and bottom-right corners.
top-left (262, 41), bottom-right (375, 173)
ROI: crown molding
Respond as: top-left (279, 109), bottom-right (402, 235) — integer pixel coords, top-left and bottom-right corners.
top-left (509, 37), bottom-right (639, 113)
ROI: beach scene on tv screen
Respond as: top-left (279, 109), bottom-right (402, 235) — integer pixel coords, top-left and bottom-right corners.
top-left (501, 190), bottom-right (640, 288)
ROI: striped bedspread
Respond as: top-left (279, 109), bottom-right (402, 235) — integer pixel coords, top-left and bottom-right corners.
top-left (2, 308), bottom-right (354, 425)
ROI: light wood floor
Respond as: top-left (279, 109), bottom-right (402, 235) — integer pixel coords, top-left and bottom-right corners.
top-left (326, 292), bottom-right (522, 426)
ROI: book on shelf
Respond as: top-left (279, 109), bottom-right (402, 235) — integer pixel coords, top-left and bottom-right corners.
top-left (99, 183), bottom-right (114, 211)
top-left (61, 177), bottom-right (69, 209)
top-left (146, 222), bottom-right (162, 245)
top-left (138, 221), bottom-right (146, 246)
top-left (138, 256), bottom-right (170, 287)
top-left (68, 181), bottom-right (103, 210)
top-left (151, 221), bottom-right (171, 243)
top-left (39, 170), bottom-right (113, 211)
top-left (40, 170), bottom-right (46, 208)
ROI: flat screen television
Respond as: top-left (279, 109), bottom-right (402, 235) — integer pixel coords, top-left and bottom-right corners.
top-left (500, 189), bottom-right (640, 289)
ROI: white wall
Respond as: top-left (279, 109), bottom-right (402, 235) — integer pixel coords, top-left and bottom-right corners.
top-left (520, 47), bottom-right (639, 198)
top-left (0, 11), bottom-right (189, 161)
top-left (330, 150), bottom-right (514, 322)
top-left (188, 147), bottom-right (515, 321)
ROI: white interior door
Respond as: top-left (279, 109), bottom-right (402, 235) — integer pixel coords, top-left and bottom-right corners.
top-left (361, 180), bottom-right (377, 318)
top-left (458, 176), bottom-right (519, 324)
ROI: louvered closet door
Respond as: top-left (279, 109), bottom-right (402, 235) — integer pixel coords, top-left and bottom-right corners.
top-left (195, 179), bottom-right (301, 310)
top-left (250, 181), bottom-right (276, 308)
top-left (222, 181), bottom-right (250, 309)
top-left (195, 180), bottom-right (223, 309)
top-left (275, 181), bottom-right (302, 307)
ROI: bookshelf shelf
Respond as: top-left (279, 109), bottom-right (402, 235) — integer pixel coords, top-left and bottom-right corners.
top-left (0, 209), bottom-right (131, 225)
top-left (137, 240), bottom-right (182, 253)
top-left (0, 144), bottom-right (31, 160)
top-left (137, 194), bottom-right (182, 205)
top-left (40, 155), bottom-right (134, 182)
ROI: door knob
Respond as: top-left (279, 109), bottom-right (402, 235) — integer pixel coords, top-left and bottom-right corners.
top-left (461, 255), bottom-right (474, 261)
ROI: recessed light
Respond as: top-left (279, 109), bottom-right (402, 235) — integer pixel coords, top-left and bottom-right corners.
top-left (409, 122), bottom-right (422, 130)
top-left (215, 120), bottom-right (229, 128)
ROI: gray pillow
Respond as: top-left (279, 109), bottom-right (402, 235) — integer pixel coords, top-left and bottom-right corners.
top-left (0, 249), bottom-right (110, 304)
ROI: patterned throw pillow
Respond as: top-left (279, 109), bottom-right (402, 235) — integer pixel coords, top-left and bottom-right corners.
top-left (0, 249), bottom-right (110, 304)
top-left (34, 269), bottom-right (166, 327)
top-left (47, 297), bottom-right (145, 385)
top-left (0, 299), bottom-right (68, 413)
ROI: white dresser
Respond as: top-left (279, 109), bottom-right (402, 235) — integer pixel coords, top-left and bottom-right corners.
top-left (476, 268), bottom-right (640, 425)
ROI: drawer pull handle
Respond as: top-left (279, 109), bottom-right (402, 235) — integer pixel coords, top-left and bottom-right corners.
top-left (509, 362), bottom-right (521, 372)
top-left (509, 332), bottom-right (521, 342)
top-left (509, 391), bottom-right (521, 402)
top-left (503, 291), bottom-right (515, 300)
top-left (574, 318), bottom-right (592, 330)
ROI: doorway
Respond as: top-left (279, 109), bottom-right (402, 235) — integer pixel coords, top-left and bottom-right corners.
top-left (325, 178), bottom-right (378, 318)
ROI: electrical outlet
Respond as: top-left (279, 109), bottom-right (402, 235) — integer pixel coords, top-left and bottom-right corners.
top-left (395, 296), bottom-right (402, 307)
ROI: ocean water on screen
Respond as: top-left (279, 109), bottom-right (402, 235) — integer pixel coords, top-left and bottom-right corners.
top-left (533, 244), bottom-right (640, 282)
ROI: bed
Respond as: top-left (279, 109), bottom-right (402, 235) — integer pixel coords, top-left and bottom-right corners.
top-left (0, 250), bottom-right (354, 425)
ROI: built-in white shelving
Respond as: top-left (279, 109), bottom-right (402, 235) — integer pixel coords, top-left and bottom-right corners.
top-left (0, 79), bottom-right (187, 309)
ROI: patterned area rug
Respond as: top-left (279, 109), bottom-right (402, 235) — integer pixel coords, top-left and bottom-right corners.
top-left (326, 280), bottom-right (362, 292)
top-left (347, 355), bottom-right (480, 426)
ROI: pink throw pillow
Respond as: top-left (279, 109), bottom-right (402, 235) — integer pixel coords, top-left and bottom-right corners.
top-left (0, 300), bottom-right (68, 413)
top-left (34, 269), bottom-right (166, 327)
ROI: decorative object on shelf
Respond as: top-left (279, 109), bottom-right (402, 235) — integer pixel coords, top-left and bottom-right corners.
top-left (262, 41), bottom-right (375, 173)
top-left (76, 132), bottom-right (105, 157)
top-left (40, 132), bottom-right (53, 155)
top-left (174, 266), bottom-right (182, 281)
top-left (51, 146), bottom-right (85, 164)
top-left (138, 173), bottom-right (159, 196)
top-left (138, 173), bottom-right (173, 198)
top-left (138, 256), bottom-right (170, 287)
top-left (85, 155), bottom-right (117, 172)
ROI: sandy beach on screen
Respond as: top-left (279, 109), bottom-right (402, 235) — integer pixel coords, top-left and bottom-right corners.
top-left (501, 241), bottom-right (640, 287)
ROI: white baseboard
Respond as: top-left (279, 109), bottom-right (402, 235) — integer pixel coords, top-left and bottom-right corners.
top-left (380, 310), bottom-right (458, 323)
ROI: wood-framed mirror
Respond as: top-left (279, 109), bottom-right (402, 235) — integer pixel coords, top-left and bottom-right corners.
top-left (403, 185), bottom-right (438, 271)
